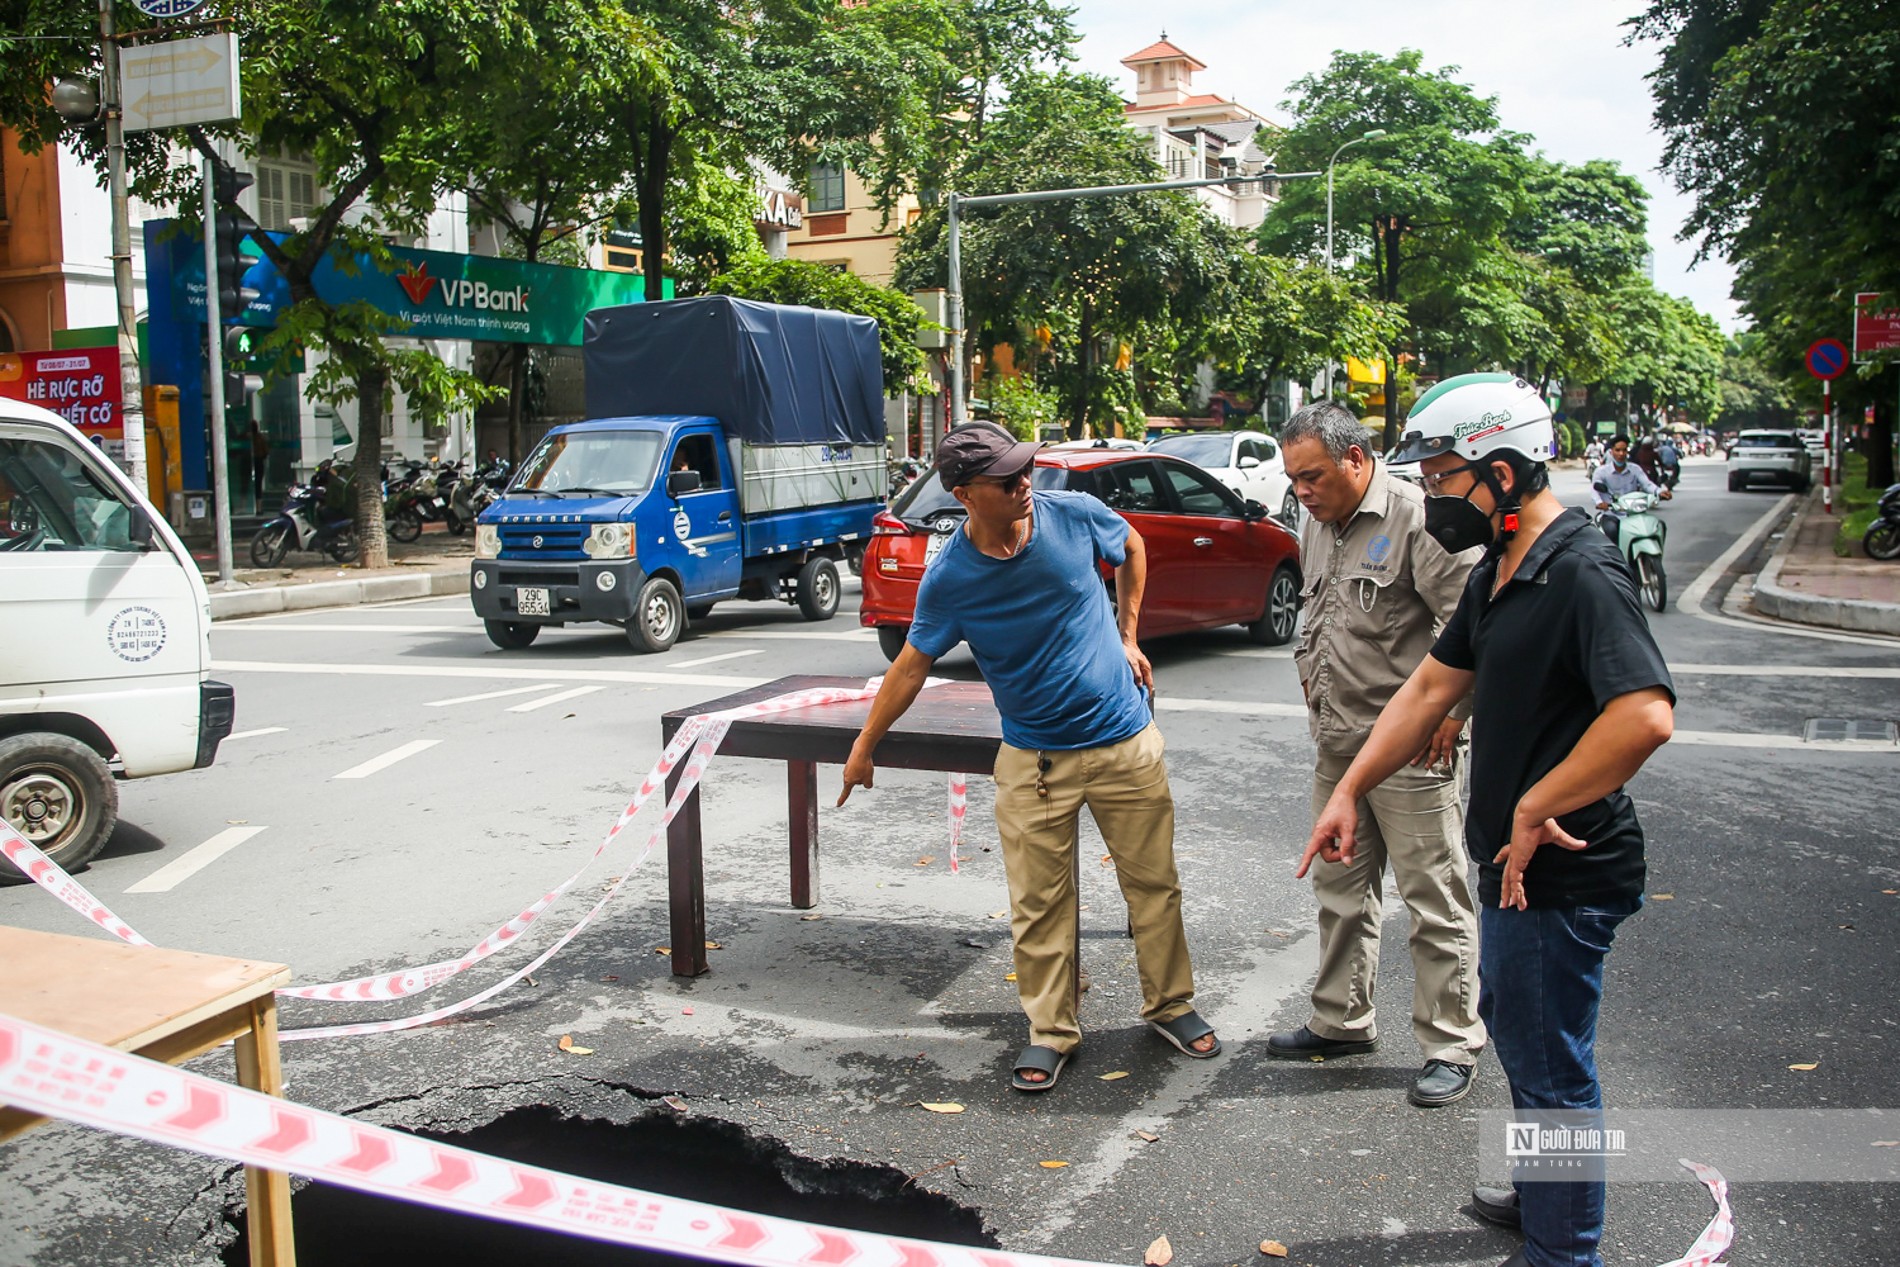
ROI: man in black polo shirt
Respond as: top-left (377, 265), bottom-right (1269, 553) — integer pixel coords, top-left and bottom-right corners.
top-left (1299, 374), bottom-right (1675, 1267)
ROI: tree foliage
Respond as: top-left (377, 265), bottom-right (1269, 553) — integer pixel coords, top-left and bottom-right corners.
top-left (1630, 0), bottom-right (1900, 480)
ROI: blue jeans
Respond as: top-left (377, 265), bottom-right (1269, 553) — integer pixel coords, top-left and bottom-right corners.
top-left (1478, 898), bottom-right (1640, 1267)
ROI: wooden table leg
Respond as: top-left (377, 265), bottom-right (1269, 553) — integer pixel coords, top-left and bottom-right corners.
top-left (666, 761), bottom-right (710, 977)
top-left (788, 759), bottom-right (819, 909)
top-left (232, 994), bottom-right (297, 1267)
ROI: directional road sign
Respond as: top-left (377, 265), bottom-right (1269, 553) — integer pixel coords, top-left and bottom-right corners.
top-left (1807, 338), bottom-right (1849, 380)
top-left (120, 33), bottom-right (240, 134)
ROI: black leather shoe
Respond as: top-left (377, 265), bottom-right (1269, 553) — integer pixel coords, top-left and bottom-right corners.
top-left (1470, 1184), bottom-right (1522, 1230)
top-left (1265, 1024), bottom-right (1378, 1059)
top-left (1409, 1059), bottom-right (1476, 1106)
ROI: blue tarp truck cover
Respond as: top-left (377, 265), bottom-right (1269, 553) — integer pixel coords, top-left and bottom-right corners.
top-left (581, 296), bottom-right (885, 447)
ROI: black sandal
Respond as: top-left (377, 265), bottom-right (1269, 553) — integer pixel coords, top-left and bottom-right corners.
top-left (1149, 1009), bottom-right (1221, 1058)
top-left (1010, 1044), bottom-right (1072, 1092)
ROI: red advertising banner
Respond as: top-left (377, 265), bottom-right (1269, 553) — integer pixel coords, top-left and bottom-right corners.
top-left (0, 348), bottom-right (123, 438)
top-left (1853, 292), bottom-right (1900, 361)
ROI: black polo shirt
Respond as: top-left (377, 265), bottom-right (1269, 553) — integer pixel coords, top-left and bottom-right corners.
top-left (1430, 508), bottom-right (1675, 908)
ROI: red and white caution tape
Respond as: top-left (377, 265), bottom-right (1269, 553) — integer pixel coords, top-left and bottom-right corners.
top-left (1653, 1159), bottom-right (1735, 1266)
top-left (0, 825), bottom-right (150, 948)
top-left (0, 1009), bottom-right (1736, 1267)
top-left (1, 678), bottom-right (973, 1039)
top-left (948, 777), bottom-right (967, 874)
top-left (0, 1009), bottom-right (1100, 1267)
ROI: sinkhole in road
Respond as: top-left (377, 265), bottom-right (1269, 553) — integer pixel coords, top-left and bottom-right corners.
top-left (220, 1104), bottom-right (995, 1265)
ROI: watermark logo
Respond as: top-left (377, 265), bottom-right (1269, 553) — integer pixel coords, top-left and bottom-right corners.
top-left (1506, 1121), bottom-right (1628, 1158)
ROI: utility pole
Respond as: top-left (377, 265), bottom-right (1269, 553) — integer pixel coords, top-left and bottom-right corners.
top-left (1323, 129), bottom-right (1386, 399)
top-left (945, 169), bottom-right (1319, 432)
top-left (99, 0), bottom-right (147, 490)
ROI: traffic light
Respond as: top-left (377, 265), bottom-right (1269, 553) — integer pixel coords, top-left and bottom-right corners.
top-left (211, 167), bottom-right (260, 319)
top-left (223, 326), bottom-right (264, 408)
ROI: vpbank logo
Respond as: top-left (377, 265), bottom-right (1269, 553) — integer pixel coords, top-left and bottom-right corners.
top-left (395, 259), bottom-right (531, 313)
top-left (396, 260), bottom-right (435, 305)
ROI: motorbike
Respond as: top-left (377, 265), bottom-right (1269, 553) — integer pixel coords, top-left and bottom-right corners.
top-left (465, 457), bottom-right (511, 520)
top-left (250, 479), bottom-right (359, 566)
top-left (1863, 483), bottom-right (1900, 560)
top-left (1602, 490), bottom-right (1668, 612)
top-left (1659, 454), bottom-right (1682, 490)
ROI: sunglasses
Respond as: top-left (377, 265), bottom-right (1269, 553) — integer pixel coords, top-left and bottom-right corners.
top-left (968, 468), bottom-right (1032, 490)
top-left (1035, 753), bottom-right (1052, 798)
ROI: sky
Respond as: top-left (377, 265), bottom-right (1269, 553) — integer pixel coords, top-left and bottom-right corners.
top-left (1067, 1), bottom-right (1742, 332)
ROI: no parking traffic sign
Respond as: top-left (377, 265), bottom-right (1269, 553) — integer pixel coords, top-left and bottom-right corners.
top-left (1807, 338), bottom-right (1848, 379)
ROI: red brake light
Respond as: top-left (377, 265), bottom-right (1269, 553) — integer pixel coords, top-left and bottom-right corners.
top-left (873, 510), bottom-right (910, 536)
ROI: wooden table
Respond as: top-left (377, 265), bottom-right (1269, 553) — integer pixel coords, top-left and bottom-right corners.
top-left (0, 925), bottom-right (297, 1267)
top-left (661, 675), bottom-right (1003, 977)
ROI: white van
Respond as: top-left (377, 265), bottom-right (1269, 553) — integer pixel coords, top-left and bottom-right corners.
top-left (0, 398), bottom-right (233, 881)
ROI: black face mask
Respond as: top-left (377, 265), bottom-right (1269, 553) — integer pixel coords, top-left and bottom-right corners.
top-left (1423, 492), bottom-right (1495, 554)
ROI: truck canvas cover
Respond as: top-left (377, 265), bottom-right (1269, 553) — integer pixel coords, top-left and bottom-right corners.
top-left (582, 295), bottom-right (885, 447)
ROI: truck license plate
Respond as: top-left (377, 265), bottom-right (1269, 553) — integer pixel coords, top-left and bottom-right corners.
top-left (516, 587), bottom-right (550, 617)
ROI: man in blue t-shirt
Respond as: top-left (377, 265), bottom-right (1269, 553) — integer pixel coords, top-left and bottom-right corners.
top-left (839, 423), bottom-right (1218, 1092)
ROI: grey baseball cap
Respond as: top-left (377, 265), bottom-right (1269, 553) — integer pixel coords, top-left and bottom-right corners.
top-left (934, 422), bottom-right (1041, 490)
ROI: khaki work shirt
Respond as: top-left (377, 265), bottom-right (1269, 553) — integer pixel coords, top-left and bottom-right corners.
top-left (1294, 462), bottom-right (1479, 756)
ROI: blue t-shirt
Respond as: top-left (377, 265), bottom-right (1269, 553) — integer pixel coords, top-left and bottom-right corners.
top-left (909, 490), bottom-right (1150, 750)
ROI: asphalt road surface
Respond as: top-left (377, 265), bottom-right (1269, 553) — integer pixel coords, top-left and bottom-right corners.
top-left (3, 458), bottom-right (1896, 1267)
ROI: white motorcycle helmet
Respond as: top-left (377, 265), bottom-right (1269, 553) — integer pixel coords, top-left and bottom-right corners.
top-left (1388, 373), bottom-right (1558, 466)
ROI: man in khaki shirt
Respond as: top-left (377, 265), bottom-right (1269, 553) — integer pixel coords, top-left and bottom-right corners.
top-left (1272, 400), bottom-right (1486, 1107)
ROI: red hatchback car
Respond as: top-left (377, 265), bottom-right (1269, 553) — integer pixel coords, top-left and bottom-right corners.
top-left (861, 449), bottom-right (1303, 662)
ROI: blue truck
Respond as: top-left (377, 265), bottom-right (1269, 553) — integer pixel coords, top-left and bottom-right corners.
top-left (471, 296), bottom-right (887, 652)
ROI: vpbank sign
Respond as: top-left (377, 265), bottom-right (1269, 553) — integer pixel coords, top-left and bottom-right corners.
top-left (157, 219), bottom-right (673, 346)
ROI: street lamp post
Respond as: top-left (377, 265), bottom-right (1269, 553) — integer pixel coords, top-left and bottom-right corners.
top-left (97, 0), bottom-right (147, 489)
top-left (1323, 128), bottom-right (1387, 399)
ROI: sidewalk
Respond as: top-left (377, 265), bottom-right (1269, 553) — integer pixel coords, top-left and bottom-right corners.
top-left (194, 524), bottom-right (473, 621)
top-left (1753, 489), bottom-right (1900, 634)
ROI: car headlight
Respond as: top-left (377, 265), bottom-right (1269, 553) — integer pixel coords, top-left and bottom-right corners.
top-left (475, 524), bottom-right (500, 558)
top-left (582, 522), bottom-right (635, 559)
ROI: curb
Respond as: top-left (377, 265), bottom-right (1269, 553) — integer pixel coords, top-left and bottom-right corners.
top-left (209, 563), bottom-right (470, 620)
top-left (1752, 493), bottom-right (1900, 635)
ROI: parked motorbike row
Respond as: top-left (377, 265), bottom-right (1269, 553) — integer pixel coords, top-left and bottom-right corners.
top-left (248, 455), bottom-right (512, 566)
top-left (1864, 483), bottom-right (1900, 561)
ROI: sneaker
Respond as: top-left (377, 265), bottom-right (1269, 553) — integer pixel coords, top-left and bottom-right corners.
top-left (1409, 1058), bottom-right (1476, 1107)
top-left (1264, 1024), bottom-right (1378, 1059)
top-left (1470, 1184), bottom-right (1521, 1230)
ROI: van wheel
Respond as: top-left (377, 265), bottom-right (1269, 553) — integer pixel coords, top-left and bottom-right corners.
top-left (796, 556), bottom-right (841, 621)
top-left (1248, 565), bottom-right (1301, 646)
top-left (877, 625), bottom-right (909, 663)
top-left (628, 577), bottom-right (684, 652)
top-left (0, 734), bottom-right (118, 885)
top-left (484, 620), bottom-right (540, 650)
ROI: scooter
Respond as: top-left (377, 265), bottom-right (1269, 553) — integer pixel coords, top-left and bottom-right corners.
top-left (1603, 490), bottom-right (1668, 612)
top-left (250, 481), bottom-right (360, 566)
top-left (1863, 483), bottom-right (1900, 560)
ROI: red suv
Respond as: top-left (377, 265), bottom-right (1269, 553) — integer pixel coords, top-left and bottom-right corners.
top-left (861, 449), bottom-right (1302, 662)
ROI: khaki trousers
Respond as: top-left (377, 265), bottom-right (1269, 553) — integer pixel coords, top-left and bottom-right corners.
top-left (994, 722), bottom-right (1196, 1054)
top-left (1307, 749), bottom-right (1485, 1065)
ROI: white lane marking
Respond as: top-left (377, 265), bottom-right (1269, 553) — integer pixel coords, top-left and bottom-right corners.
top-left (218, 623), bottom-right (481, 633)
top-left (223, 727), bottom-right (288, 741)
top-left (668, 649), bottom-right (765, 669)
top-left (1157, 697), bottom-right (1307, 717)
top-left (214, 660), bottom-right (767, 689)
top-left (331, 739), bottom-right (440, 780)
top-left (1673, 664), bottom-right (1900, 679)
top-left (425, 683), bottom-right (563, 707)
top-left (700, 628), bottom-right (876, 642)
top-left (507, 685), bottom-right (603, 712)
top-left (1673, 730), bottom-right (1898, 753)
top-left (1678, 494), bottom-right (1793, 616)
top-left (1680, 494), bottom-right (1900, 647)
top-left (124, 826), bottom-right (269, 894)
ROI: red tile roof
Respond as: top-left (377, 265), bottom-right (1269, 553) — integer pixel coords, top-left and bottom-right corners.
top-left (1124, 94), bottom-right (1226, 114)
top-left (1122, 39), bottom-right (1206, 70)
